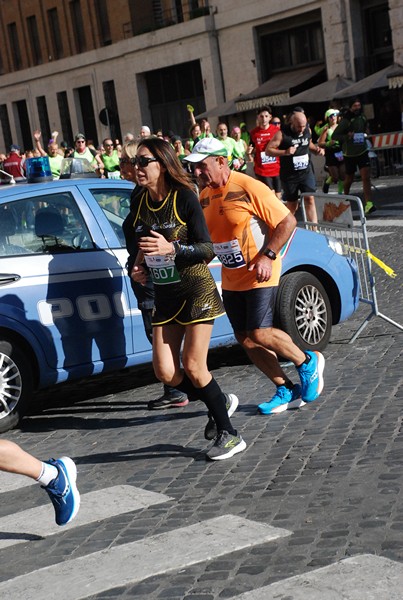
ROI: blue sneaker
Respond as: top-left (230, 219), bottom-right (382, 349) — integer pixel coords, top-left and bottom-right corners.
top-left (43, 457), bottom-right (80, 526)
top-left (258, 384), bottom-right (304, 415)
top-left (297, 351), bottom-right (325, 402)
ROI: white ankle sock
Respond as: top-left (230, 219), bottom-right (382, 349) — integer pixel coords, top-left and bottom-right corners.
top-left (36, 462), bottom-right (59, 486)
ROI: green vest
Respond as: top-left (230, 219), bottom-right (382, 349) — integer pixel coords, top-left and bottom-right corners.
top-left (48, 154), bottom-right (63, 177)
top-left (102, 150), bottom-right (120, 172)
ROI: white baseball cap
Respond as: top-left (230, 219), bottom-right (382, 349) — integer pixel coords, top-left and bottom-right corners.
top-left (183, 137), bottom-right (227, 163)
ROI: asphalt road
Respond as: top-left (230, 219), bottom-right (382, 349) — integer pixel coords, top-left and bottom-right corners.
top-left (1, 175), bottom-right (403, 599)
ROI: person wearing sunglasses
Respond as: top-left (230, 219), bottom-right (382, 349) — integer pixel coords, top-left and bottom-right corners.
top-left (101, 137), bottom-right (121, 179)
top-left (121, 141), bottom-right (190, 410)
top-left (317, 109), bottom-right (345, 194)
top-left (124, 137), bottom-right (245, 461)
top-left (73, 133), bottom-right (104, 176)
top-left (331, 98), bottom-right (375, 214)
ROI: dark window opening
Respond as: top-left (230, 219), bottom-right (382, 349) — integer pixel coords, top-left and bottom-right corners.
top-left (96, 0), bottom-right (111, 46)
top-left (57, 91), bottom-right (73, 146)
top-left (77, 86), bottom-right (98, 146)
top-left (128, 0), bottom-right (209, 35)
top-left (48, 8), bottom-right (64, 60)
top-left (14, 100), bottom-right (31, 152)
top-left (27, 15), bottom-right (43, 65)
top-left (70, 0), bottom-right (86, 52)
top-left (0, 105), bottom-right (13, 150)
top-left (102, 81), bottom-right (122, 143)
top-left (256, 11), bottom-right (324, 81)
top-left (145, 60), bottom-right (205, 138)
top-left (364, 2), bottom-right (392, 72)
top-left (8, 23), bottom-right (22, 71)
top-left (37, 97), bottom-right (51, 145)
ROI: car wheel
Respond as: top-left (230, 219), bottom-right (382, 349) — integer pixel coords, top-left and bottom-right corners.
top-left (0, 339), bottom-right (33, 433)
top-left (275, 272), bottom-right (332, 351)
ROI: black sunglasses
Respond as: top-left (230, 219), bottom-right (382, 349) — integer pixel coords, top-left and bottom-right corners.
top-left (272, 120), bottom-right (281, 125)
top-left (119, 156), bottom-right (158, 167)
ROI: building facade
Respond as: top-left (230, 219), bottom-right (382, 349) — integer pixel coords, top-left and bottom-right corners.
top-left (0, 0), bottom-right (401, 151)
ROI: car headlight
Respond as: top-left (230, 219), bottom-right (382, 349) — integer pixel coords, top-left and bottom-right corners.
top-left (327, 236), bottom-right (346, 256)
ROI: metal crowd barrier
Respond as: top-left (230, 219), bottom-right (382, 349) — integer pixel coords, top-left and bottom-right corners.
top-left (299, 192), bottom-right (403, 343)
top-left (369, 131), bottom-right (403, 178)
top-left (370, 146), bottom-right (403, 178)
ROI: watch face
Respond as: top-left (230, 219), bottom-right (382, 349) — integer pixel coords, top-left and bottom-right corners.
top-left (264, 248), bottom-right (276, 260)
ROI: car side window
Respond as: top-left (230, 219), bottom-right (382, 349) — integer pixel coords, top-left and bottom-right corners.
top-left (0, 192), bottom-right (94, 256)
top-left (89, 188), bottom-right (131, 247)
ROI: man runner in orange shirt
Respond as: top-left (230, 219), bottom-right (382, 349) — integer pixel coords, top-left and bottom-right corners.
top-left (184, 138), bottom-right (325, 415)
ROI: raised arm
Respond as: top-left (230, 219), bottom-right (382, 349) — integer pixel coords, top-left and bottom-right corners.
top-left (33, 130), bottom-right (47, 157)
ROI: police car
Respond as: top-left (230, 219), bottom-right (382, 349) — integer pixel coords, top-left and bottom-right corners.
top-left (0, 176), bottom-right (359, 432)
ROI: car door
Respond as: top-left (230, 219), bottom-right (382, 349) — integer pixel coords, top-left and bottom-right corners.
top-left (0, 184), bottom-right (137, 386)
top-left (81, 182), bottom-right (154, 357)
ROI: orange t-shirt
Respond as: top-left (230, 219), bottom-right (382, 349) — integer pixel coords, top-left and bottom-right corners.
top-left (200, 171), bottom-right (290, 291)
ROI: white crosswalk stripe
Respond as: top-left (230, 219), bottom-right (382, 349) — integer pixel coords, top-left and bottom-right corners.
top-left (1, 478), bottom-right (402, 598)
top-left (0, 471), bottom-right (36, 492)
top-left (228, 554), bottom-right (403, 599)
top-left (0, 515), bottom-right (291, 599)
top-left (0, 485), bottom-right (172, 549)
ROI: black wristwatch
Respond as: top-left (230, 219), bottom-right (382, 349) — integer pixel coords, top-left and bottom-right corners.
top-left (263, 248), bottom-right (277, 260)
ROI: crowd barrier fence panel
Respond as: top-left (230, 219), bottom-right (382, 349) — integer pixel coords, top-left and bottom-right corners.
top-left (299, 192), bottom-right (403, 343)
top-left (370, 131), bottom-right (403, 178)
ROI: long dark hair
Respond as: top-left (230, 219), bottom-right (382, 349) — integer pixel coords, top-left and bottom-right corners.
top-left (137, 137), bottom-right (195, 192)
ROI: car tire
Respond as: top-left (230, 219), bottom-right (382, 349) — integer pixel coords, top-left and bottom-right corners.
top-left (0, 339), bottom-right (33, 433)
top-left (275, 272), bottom-right (332, 352)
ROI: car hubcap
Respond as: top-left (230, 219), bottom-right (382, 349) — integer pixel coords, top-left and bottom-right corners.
top-left (295, 285), bottom-right (328, 345)
top-left (0, 353), bottom-right (22, 418)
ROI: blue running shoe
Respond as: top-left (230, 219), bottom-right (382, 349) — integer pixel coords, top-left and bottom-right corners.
top-left (297, 351), bottom-right (325, 402)
top-left (258, 384), bottom-right (304, 415)
top-left (43, 457), bottom-right (80, 526)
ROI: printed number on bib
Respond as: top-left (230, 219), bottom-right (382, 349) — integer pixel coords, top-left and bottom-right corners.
top-left (145, 255), bottom-right (180, 285)
top-left (353, 133), bottom-right (365, 144)
top-left (260, 151), bottom-right (277, 165)
top-left (213, 239), bottom-right (246, 269)
top-left (292, 154), bottom-right (309, 170)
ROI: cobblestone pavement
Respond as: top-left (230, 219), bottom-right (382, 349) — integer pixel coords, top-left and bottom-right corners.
top-left (1, 177), bottom-right (402, 599)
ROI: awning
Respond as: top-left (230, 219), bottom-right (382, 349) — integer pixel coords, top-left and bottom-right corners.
top-left (333, 64), bottom-right (403, 98)
top-left (235, 65), bottom-right (325, 111)
top-left (286, 76), bottom-right (354, 104)
top-left (388, 65), bottom-right (403, 89)
top-left (195, 97), bottom-right (240, 120)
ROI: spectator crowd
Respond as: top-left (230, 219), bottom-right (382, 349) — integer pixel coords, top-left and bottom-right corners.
top-left (0, 97), bottom-right (375, 214)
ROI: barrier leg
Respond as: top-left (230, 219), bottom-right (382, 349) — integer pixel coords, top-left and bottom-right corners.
top-left (349, 309), bottom-right (376, 344)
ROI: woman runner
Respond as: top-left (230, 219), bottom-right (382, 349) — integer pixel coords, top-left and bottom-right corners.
top-left (127, 138), bottom-right (246, 460)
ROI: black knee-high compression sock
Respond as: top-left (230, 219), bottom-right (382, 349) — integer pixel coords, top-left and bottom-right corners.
top-left (175, 372), bottom-right (199, 398)
top-left (197, 377), bottom-right (236, 436)
top-left (176, 373), bottom-right (199, 402)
